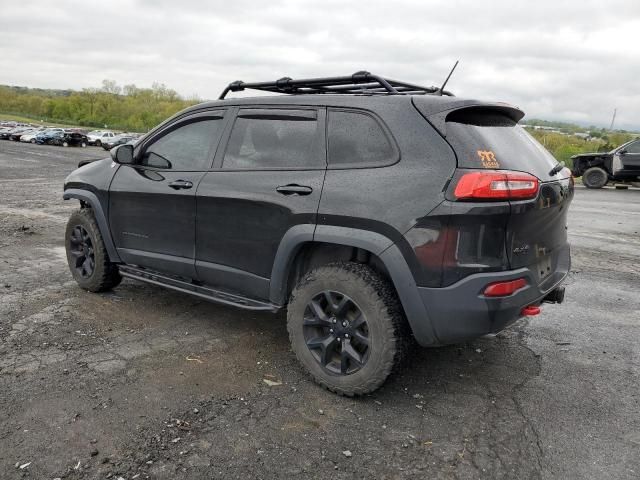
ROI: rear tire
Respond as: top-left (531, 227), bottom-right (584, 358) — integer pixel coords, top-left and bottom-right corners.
top-left (583, 167), bottom-right (608, 189)
top-left (287, 262), bottom-right (409, 396)
top-left (65, 209), bottom-right (121, 292)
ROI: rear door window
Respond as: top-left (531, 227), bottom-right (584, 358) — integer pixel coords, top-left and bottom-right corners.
top-left (327, 109), bottom-right (396, 168)
top-left (445, 108), bottom-right (558, 180)
top-left (222, 109), bottom-right (324, 170)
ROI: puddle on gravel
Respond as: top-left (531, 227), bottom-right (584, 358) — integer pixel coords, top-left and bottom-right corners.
top-left (48, 246), bottom-right (67, 263)
top-left (0, 206), bottom-right (66, 221)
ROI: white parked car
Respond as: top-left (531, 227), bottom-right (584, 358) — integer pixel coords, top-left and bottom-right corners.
top-left (86, 130), bottom-right (116, 146)
top-left (20, 128), bottom-right (47, 143)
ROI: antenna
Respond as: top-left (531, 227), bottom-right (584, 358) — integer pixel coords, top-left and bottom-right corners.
top-left (438, 60), bottom-right (459, 96)
top-left (609, 108), bottom-right (617, 131)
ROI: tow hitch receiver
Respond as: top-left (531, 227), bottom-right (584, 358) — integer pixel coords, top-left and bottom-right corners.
top-left (543, 286), bottom-right (565, 304)
top-left (521, 305), bottom-right (541, 316)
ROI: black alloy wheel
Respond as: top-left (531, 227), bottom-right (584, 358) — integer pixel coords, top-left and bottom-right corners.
top-left (68, 225), bottom-right (95, 278)
top-left (303, 290), bottom-right (370, 375)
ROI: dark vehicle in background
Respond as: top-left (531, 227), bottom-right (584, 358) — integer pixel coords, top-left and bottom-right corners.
top-left (572, 138), bottom-right (640, 188)
top-left (101, 133), bottom-right (137, 150)
top-left (1, 126), bottom-right (30, 140)
top-left (35, 129), bottom-right (88, 147)
top-left (62, 72), bottom-right (573, 395)
top-left (51, 131), bottom-right (89, 148)
top-left (34, 129), bottom-right (65, 145)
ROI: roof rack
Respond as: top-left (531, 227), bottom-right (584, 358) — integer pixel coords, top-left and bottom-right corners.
top-left (218, 71), bottom-right (453, 99)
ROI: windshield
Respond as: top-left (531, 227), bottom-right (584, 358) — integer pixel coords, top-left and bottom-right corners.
top-left (611, 139), bottom-right (640, 154)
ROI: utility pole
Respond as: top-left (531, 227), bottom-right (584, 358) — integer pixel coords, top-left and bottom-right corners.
top-left (609, 108), bottom-right (617, 131)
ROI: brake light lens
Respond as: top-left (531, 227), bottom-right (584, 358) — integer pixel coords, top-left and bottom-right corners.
top-left (483, 278), bottom-right (527, 297)
top-left (454, 170), bottom-right (539, 200)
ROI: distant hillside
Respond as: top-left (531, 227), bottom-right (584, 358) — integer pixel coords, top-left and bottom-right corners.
top-left (3, 85), bottom-right (75, 97)
top-left (0, 80), bottom-right (200, 132)
top-left (522, 118), bottom-right (639, 135)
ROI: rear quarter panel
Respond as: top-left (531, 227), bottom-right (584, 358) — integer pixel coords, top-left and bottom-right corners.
top-left (317, 98), bottom-right (457, 272)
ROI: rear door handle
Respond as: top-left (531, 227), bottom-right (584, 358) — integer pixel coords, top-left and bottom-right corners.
top-left (276, 184), bottom-right (313, 196)
top-left (168, 180), bottom-right (193, 190)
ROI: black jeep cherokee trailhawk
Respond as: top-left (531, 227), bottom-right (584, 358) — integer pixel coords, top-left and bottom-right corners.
top-left (63, 72), bottom-right (573, 395)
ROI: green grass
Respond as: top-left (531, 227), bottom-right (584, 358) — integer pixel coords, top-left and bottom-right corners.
top-left (0, 112), bottom-right (79, 128)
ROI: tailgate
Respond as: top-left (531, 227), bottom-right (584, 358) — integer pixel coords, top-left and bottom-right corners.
top-left (507, 177), bottom-right (573, 278)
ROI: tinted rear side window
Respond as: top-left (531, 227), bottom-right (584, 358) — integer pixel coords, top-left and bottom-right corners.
top-left (446, 109), bottom-right (557, 180)
top-left (328, 110), bottom-right (396, 168)
top-left (223, 109), bottom-right (323, 169)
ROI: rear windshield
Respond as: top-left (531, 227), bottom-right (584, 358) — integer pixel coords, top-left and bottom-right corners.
top-left (446, 109), bottom-right (558, 180)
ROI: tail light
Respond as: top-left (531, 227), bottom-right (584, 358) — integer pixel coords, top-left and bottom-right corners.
top-left (483, 278), bottom-right (527, 297)
top-left (453, 170), bottom-right (539, 200)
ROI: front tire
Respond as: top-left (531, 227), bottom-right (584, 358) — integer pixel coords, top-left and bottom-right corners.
top-left (94, 140), bottom-right (101, 147)
top-left (65, 209), bottom-right (121, 292)
top-left (287, 262), bottom-right (409, 396)
top-left (583, 167), bottom-right (608, 189)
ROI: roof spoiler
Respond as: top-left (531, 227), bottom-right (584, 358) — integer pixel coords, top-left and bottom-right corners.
top-left (412, 98), bottom-right (525, 137)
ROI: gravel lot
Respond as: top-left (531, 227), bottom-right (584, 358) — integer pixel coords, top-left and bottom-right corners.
top-left (0, 141), bottom-right (639, 480)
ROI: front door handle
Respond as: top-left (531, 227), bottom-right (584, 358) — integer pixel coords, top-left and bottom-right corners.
top-left (168, 180), bottom-right (193, 190)
top-left (276, 184), bottom-right (313, 196)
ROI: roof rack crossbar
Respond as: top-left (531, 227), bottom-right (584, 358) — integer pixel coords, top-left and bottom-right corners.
top-left (218, 71), bottom-right (452, 99)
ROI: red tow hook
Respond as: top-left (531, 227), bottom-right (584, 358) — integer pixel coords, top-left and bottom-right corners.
top-left (521, 305), bottom-right (541, 316)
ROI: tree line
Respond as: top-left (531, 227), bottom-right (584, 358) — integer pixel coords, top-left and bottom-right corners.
top-left (0, 80), bottom-right (200, 132)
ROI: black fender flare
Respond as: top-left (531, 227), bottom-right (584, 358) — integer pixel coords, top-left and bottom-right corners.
top-left (63, 188), bottom-right (121, 263)
top-left (269, 224), bottom-right (438, 346)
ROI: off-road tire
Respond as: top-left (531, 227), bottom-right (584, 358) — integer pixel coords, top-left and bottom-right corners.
top-left (287, 262), bottom-right (410, 396)
top-left (65, 208), bottom-right (121, 292)
top-left (583, 166), bottom-right (608, 189)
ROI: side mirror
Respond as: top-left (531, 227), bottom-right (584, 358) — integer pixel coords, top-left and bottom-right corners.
top-left (618, 149), bottom-right (627, 155)
top-left (111, 144), bottom-right (135, 164)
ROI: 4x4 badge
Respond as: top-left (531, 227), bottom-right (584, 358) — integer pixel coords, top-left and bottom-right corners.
top-left (477, 150), bottom-right (499, 168)
top-left (512, 244), bottom-right (530, 255)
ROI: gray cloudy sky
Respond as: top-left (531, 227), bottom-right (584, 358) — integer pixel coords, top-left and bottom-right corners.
top-left (1, 0), bottom-right (639, 129)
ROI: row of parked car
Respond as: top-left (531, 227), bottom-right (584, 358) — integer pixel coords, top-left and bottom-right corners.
top-left (0, 121), bottom-right (141, 150)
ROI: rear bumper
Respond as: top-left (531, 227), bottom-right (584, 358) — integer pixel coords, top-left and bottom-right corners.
top-left (416, 244), bottom-right (571, 345)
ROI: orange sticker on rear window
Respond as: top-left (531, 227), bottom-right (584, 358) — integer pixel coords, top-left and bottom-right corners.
top-left (477, 150), bottom-right (499, 168)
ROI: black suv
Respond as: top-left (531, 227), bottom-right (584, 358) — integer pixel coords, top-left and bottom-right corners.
top-left (571, 138), bottom-right (640, 188)
top-left (63, 72), bottom-right (573, 395)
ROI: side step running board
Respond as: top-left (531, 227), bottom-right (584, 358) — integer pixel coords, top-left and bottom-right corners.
top-left (118, 265), bottom-right (280, 312)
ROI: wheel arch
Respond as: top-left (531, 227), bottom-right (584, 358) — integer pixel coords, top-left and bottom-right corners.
top-left (270, 224), bottom-right (438, 346)
top-left (63, 188), bottom-right (121, 263)
top-left (572, 155), bottom-right (607, 176)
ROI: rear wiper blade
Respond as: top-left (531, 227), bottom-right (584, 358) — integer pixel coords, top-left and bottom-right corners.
top-left (549, 161), bottom-right (565, 176)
